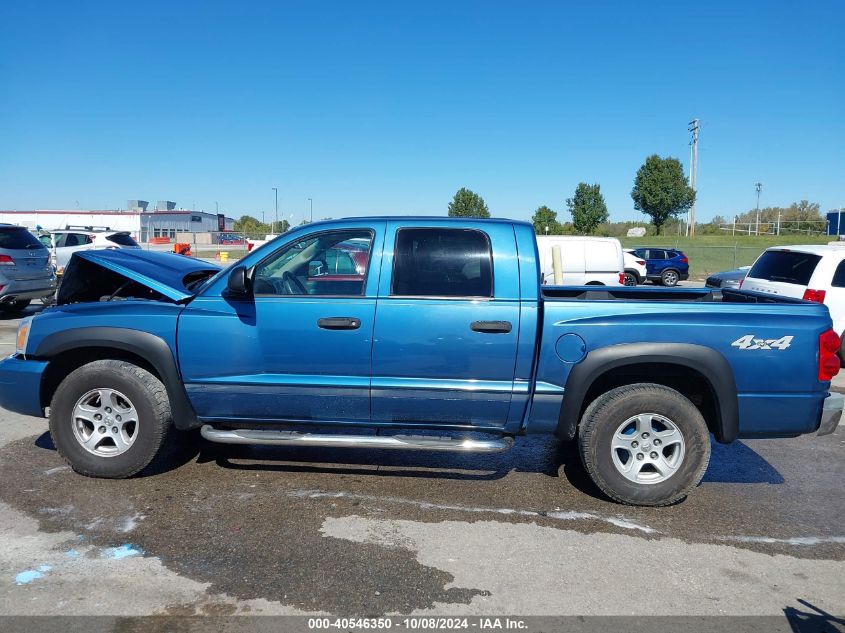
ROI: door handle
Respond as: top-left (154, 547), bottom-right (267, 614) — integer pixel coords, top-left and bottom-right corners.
top-left (470, 320), bottom-right (512, 334)
top-left (317, 317), bottom-right (361, 330)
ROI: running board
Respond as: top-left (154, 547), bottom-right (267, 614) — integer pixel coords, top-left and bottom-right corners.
top-left (200, 425), bottom-right (514, 453)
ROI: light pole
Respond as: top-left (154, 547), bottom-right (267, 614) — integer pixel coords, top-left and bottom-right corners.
top-left (544, 225), bottom-right (549, 235)
top-left (755, 182), bottom-right (763, 235)
top-left (272, 188), bottom-right (279, 231)
top-left (307, 198), bottom-right (313, 223)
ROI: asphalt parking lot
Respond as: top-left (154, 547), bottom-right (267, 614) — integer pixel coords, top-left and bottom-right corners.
top-left (0, 302), bottom-right (843, 618)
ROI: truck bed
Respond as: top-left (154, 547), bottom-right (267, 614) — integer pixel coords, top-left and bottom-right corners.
top-left (541, 286), bottom-right (809, 304)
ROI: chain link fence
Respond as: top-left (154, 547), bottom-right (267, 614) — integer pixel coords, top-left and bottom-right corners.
top-left (141, 231), bottom-right (280, 261)
top-left (673, 245), bottom-right (765, 280)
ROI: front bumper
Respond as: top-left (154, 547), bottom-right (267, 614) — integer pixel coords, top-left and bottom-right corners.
top-left (0, 355), bottom-right (48, 417)
top-left (818, 392), bottom-right (844, 436)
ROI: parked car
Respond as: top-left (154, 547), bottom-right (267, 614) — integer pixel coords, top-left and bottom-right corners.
top-left (741, 244), bottom-right (845, 361)
top-left (536, 235), bottom-right (624, 286)
top-left (705, 266), bottom-right (750, 289)
top-left (0, 224), bottom-right (57, 313)
top-left (630, 247), bottom-right (690, 286)
top-left (48, 229), bottom-right (140, 272)
top-left (623, 250), bottom-right (648, 286)
top-left (218, 232), bottom-right (246, 245)
top-left (2, 217), bottom-right (842, 507)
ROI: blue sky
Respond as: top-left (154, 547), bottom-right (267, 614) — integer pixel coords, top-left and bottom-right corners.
top-left (1, 0), bottom-right (842, 224)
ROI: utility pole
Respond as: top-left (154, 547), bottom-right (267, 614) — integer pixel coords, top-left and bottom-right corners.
top-left (272, 187), bottom-right (279, 231)
top-left (688, 119), bottom-right (700, 237)
top-left (755, 182), bottom-right (763, 235)
top-left (308, 197), bottom-right (313, 223)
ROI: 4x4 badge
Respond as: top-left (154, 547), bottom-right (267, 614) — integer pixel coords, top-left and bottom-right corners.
top-left (731, 335), bottom-right (793, 350)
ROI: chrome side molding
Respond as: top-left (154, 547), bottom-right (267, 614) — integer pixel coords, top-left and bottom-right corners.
top-left (200, 425), bottom-right (514, 453)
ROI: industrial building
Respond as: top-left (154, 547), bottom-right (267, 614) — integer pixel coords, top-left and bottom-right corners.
top-left (0, 200), bottom-right (235, 243)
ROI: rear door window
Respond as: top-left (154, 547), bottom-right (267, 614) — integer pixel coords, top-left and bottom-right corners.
top-left (749, 250), bottom-right (822, 285)
top-left (392, 228), bottom-right (493, 297)
top-left (0, 227), bottom-right (43, 250)
top-left (63, 233), bottom-right (93, 247)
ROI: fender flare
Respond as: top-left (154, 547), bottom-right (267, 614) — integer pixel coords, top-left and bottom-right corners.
top-left (34, 327), bottom-right (199, 430)
top-left (556, 342), bottom-right (738, 443)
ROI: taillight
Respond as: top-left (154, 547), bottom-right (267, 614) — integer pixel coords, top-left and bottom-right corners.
top-left (803, 288), bottom-right (827, 303)
top-left (819, 329), bottom-right (840, 381)
top-left (636, 260), bottom-right (646, 266)
top-left (618, 272), bottom-right (625, 285)
top-left (679, 255), bottom-right (689, 264)
top-left (0, 255), bottom-right (14, 265)
top-left (247, 243), bottom-right (255, 252)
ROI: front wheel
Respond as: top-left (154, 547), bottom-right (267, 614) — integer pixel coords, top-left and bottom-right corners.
top-left (49, 360), bottom-right (173, 478)
top-left (578, 383), bottom-right (711, 506)
top-left (622, 272), bottom-right (638, 286)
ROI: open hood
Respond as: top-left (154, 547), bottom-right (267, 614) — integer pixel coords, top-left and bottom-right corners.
top-left (57, 249), bottom-right (221, 305)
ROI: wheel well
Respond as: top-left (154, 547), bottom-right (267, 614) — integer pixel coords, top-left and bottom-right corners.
top-left (40, 347), bottom-right (161, 410)
top-left (579, 363), bottom-right (720, 436)
top-left (585, 281), bottom-right (605, 286)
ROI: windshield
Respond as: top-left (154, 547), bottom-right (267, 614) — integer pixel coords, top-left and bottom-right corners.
top-left (749, 250), bottom-right (821, 285)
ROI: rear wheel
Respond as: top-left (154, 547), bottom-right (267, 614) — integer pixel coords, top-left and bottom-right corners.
top-left (578, 383), bottom-right (711, 506)
top-left (622, 272), bottom-right (638, 286)
top-left (49, 360), bottom-right (173, 478)
top-left (660, 269), bottom-right (680, 286)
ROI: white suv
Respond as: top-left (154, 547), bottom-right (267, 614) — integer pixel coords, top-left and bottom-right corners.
top-left (623, 249), bottom-right (648, 286)
top-left (742, 244), bottom-right (845, 356)
top-left (49, 229), bottom-right (140, 271)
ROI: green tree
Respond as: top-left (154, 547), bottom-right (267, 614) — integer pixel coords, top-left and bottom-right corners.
top-left (448, 187), bottom-right (490, 218)
top-left (531, 205), bottom-right (561, 234)
top-left (566, 183), bottom-right (608, 234)
top-left (630, 155), bottom-right (696, 235)
top-left (270, 219), bottom-right (290, 233)
top-left (233, 215), bottom-right (270, 235)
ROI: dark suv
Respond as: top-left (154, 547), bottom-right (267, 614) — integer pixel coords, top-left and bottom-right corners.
top-left (0, 225), bottom-right (57, 312)
top-left (631, 247), bottom-right (690, 286)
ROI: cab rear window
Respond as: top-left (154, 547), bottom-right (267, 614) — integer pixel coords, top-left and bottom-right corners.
top-left (749, 250), bottom-right (821, 286)
top-left (0, 227), bottom-right (43, 250)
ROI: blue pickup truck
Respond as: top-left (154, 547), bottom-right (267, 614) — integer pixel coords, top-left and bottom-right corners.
top-left (2, 217), bottom-right (842, 506)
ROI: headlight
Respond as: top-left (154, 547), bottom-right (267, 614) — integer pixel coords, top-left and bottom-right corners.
top-left (15, 317), bottom-right (32, 356)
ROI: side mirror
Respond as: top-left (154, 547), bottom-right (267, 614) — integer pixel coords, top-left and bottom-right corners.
top-left (308, 260), bottom-right (325, 277)
top-left (226, 265), bottom-right (251, 295)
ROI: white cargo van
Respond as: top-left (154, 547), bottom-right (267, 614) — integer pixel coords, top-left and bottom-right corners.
top-left (535, 235), bottom-right (625, 286)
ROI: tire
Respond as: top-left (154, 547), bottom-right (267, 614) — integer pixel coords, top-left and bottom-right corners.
top-left (0, 299), bottom-right (31, 313)
top-left (578, 383), bottom-right (711, 506)
top-left (660, 269), bottom-right (680, 287)
top-left (49, 359), bottom-right (173, 478)
top-left (622, 272), bottom-right (638, 287)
